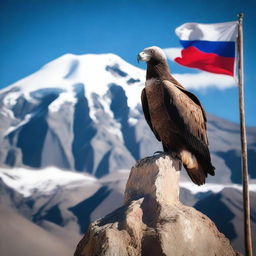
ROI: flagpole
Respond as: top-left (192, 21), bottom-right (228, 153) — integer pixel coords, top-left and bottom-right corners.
top-left (237, 13), bottom-right (253, 256)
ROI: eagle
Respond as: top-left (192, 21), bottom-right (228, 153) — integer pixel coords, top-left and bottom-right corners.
top-left (137, 46), bottom-right (215, 185)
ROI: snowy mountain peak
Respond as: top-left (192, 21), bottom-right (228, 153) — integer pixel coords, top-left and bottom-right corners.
top-left (0, 53), bottom-right (149, 175)
top-left (1, 53), bottom-right (145, 124)
top-left (2, 53), bottom-right (144, 93)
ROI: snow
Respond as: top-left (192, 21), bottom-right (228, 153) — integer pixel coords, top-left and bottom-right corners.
top-left (180, 182), bottom-right (256, 194)
top-left (48, 89), bottom-right (77, 112)
top-left (71, 53), bottom-right (144, 121)
top-left (3, 90), bottom-right (21, 107)
top-left (1, 166), bottom-right (255, 199)
top-left (128, 117), bottom-right (138, 126)
top-left (0, 53), bottom-right (145, 125)
top-left (1, 106), bottom-right (15, 119)
top-left (0, 167), bottom-right (97, 197)
top-left (4, 114), bottom-right (33, 136)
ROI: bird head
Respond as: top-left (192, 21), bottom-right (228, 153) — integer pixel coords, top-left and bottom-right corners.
top-left (137, 46), bottom-right (167, 63)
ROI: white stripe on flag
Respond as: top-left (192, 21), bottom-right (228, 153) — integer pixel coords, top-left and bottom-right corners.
top-left (175, 21), bottom-right (238, 42)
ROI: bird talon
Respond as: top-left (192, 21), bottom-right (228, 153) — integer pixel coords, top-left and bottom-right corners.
top-left (167, 152), bottom-right (182, 169)
top-left (172, 153), bottom-right (181, 161)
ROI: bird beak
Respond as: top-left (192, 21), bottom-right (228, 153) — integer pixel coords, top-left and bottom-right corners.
top-left (137, 51), bottom-right (151, 63)
top-left (137, 54), bottom-right (142, 63)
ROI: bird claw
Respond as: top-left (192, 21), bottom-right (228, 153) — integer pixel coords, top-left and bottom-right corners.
top-left (168, 152), bottom-right (180, 160)
top-left (167, 152), bottom-right (182, 169)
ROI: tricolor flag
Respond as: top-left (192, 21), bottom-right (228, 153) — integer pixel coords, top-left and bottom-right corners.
top-left (174, 21), bottom-right (238, 76)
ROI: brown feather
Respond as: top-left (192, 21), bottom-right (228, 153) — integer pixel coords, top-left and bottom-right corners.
top-left (161, 79), bottom-right (215, 176)
top-left (141, 88), bottom-right (161, 141)
top-left (139, 46), bottom-right (215, 185)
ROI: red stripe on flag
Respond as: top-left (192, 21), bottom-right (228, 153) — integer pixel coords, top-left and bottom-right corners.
top-left (174, 46), bottom-right (235, 76)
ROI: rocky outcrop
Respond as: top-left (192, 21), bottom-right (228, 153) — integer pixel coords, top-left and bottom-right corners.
top-left (74, 154), bottom-right (239, 256)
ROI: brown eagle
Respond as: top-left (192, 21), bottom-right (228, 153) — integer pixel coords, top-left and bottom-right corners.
top-left (137, 46), bottom-right (215, 185)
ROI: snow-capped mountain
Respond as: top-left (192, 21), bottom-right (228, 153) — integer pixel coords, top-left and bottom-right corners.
top-left (0, 53), bottom-right (255, 184)
top-left (1, 167), bottom-right (255, 199)
top-left (0, 53), bottom-right (148, 177)
top-left (0, 167), bottom-right (97, 197)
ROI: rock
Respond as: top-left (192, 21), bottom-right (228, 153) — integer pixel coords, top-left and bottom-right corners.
top-left (74, 155), bottom-right (239, 256)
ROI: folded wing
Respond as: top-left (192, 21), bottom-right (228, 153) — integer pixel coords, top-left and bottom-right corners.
top-left (141, 88), bottom-right (161, 141)
top-left (162, 80), bottom-right (214, 175)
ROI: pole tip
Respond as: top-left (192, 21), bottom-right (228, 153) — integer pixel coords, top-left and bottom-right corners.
top-left (238, 13), bottom-right (244, 19)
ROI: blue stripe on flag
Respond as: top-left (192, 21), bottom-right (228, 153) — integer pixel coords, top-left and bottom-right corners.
top-left (179, 40), bottom-right (235, 58)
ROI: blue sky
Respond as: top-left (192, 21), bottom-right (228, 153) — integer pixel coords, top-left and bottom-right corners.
top-left (0, 0), bottom-right (255, 126)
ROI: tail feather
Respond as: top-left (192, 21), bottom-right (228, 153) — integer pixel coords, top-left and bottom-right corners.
top-left (207, 164), bottom-right (215, 176)
top-left (185, 161), bottom-right (215, 185)
top-left (179, 149), bottom-right (215, 185)
top-left (185, 166), bottom-right (206, 186)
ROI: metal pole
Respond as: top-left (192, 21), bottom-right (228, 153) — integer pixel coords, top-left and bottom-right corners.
top-left (237, 13), bottom-right (253, 256)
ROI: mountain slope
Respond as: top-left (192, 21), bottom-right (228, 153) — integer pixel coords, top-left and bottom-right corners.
top-left (1, 167), bottom-right (255, 255)
top-left (195, 188), bottom-right (256, 254)
top-left (0, 53), bottom-right (144, 176)
top-left (0, 203), bottom-right (75, 256)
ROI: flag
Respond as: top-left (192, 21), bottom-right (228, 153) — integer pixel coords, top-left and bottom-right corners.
top-left (174, 22), bottom-right (238, 76)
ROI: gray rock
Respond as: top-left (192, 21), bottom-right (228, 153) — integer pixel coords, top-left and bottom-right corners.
top-left (75, 155), bottom-right (239, 256)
